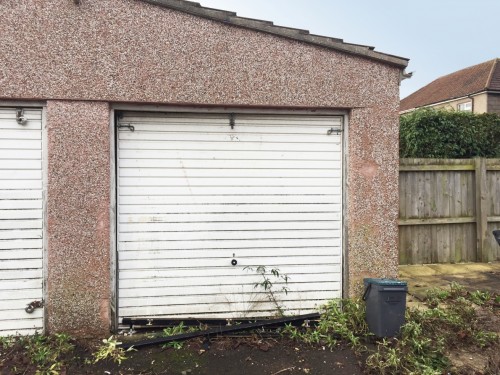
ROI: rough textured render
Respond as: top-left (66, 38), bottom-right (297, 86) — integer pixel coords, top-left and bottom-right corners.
top-left (46, 101), bottom-right (111, 336)
top-left (347, 106), bottom-right (401, 294)
top-left (0, 0), bottom-right (402, 108)
top-left (0, 0), bottom-right (404, 334)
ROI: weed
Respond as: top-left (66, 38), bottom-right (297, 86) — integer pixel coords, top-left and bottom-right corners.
top-left (283, 283), bottom-right (498, 375)
top-left (449, 281), bottom-right (466, 296)
top-left (473, 331), bottom-right (499, 348)
top-left (93, 336), bottom-right (135, 364)
top-left (244, 265), bottom-right (290, 317)
top-left (428, 282), bottom-right (494, 307)
top-left (14, 333), bottom-right (75, 375)
top-left (283, 298), bottom-right (370, 354)
top-left (161, 322), bottom-right (199, 350)
top-left (365, 287), bottom-right (498, 375)
top-left (468, 290), bottom-right (491, 305)
top-left (0, 336), bottom-right (16, 349)
top-left (425, 288), bottom-right (450, 307)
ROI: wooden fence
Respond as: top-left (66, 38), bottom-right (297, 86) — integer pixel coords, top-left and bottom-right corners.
top-left (399, 158), bottom-right (500, 265)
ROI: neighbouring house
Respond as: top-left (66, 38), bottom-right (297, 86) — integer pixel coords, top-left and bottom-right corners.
top-left (0, 0), bottom-right (409, 337)
top-left (400, 58), bottom-right (500, 114)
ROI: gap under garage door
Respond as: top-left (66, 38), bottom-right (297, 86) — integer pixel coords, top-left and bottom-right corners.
top-left (117, 112), bottom-right (343, 321)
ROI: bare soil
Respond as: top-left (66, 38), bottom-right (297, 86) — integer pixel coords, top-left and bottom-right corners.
top-left (1, 303), bottom-right (498, 374)
top-left (71, 336), bottom-right (365, 375)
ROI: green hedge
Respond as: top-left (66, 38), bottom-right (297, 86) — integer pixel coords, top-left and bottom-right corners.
top-left (400, 108), bottom-right (500, 158)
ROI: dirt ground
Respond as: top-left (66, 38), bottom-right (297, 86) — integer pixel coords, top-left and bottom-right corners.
top-left (71, 336), bottom-right (366, 375)
top-left (399, 262), bottom-right (500, 302)
top-left (1, 317), bottom-right (499, 375)
top-left (3, 320), bottom-right (499, 375)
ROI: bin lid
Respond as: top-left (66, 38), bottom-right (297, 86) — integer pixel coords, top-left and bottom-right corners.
top-left (364, 278), bottom-right (407, 286)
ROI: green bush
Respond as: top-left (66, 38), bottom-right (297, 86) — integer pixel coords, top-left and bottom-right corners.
top-left (400, 109), bottom-right (500, 158)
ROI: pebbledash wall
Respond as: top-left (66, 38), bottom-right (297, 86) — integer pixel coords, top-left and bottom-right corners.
top-left (1, 0), bottom-right (409, 336)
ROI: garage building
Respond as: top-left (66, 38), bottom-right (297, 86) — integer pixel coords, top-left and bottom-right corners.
top-left (0, 0), bottom-right (409, 336)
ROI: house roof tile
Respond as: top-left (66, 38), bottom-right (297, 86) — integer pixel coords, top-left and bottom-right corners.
top-left (141, 0), bottom-right (409, 68)
top-left (401, 58), bottom-right (500, 111)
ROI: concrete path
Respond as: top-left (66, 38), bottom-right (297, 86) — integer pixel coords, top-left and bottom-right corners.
top-left (399, 262), bottom-right (500, 301)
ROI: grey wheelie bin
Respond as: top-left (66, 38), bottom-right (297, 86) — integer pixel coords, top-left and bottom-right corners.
top-left (363, 278), bottom-right (408, 337)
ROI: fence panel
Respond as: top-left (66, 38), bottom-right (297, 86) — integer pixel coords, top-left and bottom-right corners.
top-left (399, 158), bottom-right (500, 265)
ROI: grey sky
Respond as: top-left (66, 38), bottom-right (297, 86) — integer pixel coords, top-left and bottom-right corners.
top-left (199, 0), bottom-right (500, 99)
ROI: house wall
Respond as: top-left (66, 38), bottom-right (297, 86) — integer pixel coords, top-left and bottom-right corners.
top-left (0, 0), bottom-right (402, 336)
top-left (430, 93), bottom-right (488, 113)
top-left (487, 93), bottom-right (500, 114)
top-left (473, 93), bottom-right (488, 113)
top-left (428, 102), bottom-right (453, 111)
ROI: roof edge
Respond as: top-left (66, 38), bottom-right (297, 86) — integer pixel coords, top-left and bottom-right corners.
top-left (141, 0), bottom-right (409, 68)
top-left (486, 58), bottom-right (499, 89)
top-left (401, 89), bottom-right (491, 112)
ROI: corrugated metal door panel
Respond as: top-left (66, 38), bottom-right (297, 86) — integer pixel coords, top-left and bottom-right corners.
top-left (117, 113), bottom-right (343, 320)
top-left (0, 108), bottom-right (44, 336)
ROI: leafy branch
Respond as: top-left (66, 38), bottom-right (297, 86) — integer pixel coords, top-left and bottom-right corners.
top-left (245, 265), bottom-right (290, 317)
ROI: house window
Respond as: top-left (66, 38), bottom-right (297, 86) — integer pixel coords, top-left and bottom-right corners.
top-left (457, 101), bottom-right (472, 112)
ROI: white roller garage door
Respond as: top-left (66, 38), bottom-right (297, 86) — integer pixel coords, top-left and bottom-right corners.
top-left (117, 113), bottom-right (343, 320)
top-left (0, 108), bottom-right (44, 335)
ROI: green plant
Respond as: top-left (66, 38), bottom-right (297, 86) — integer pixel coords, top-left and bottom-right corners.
top-left (93, 336), bottom-right (134, 364)
top-left (162, 322), bottom-right (199, 350)
top-left (468, 290), bottom-right (491, 305)
top-left (449, 281), bottom-right (466, 297)
top-left (0, 336), bottom-right (16, 349)
top-left (425, 288), bottom-right (450, 307)
top-left (244, 265), bottom-right (290, 317)
top-left (365, 291), bottom-right (498, 375)
top-left (284, 299), bottom-right (370, 354)
top-left (20, 333), bottom-right (75, 375)
top-left (474, 331), bottom-right (499, 348)
top-left (282, 283), bottom-right (498, 374)
top-left (400, 108), bottom-right (500, 158)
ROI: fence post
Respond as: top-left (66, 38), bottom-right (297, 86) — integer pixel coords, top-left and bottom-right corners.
top-left (475, 158), bottom-right (489, 262)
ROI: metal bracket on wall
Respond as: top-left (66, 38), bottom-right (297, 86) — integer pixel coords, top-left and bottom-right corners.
top-left (16, 108), bottom-right (27, 126)
top-left (229, 113), bottom-right (235, 130)
top-left (118, 124), bottom-right (135, 132)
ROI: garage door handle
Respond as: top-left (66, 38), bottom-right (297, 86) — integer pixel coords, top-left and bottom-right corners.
top-left (25, 300), bottom-right (44, 314)
top-left (231, 259), bottom-right (238, 266)
top-left (327, 127), bottom-right (342, 135)
top-left (118, 124), bottom-right (135, 132)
